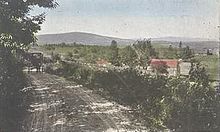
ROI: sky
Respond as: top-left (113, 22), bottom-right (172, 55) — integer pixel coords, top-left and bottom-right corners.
top-left (33, 0), bottom-right (220, 40)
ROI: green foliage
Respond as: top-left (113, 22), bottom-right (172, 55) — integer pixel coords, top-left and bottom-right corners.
top-left (155, 43), bottom-right (194, 60)
top-left (165, 45), bottom-right (178, 59)
top-left (44, 44), bottom-right (55, 50)
top-left (42, 44), bottom-right (112, 63)
top-left (193, 55), bottom-right (219, 80)
top-left (46, 57), bottom-right (220, 131)
top-left (42, 40), bottom-right (160, 68)
top-left (166, 64), bottom-right (220, 131)
top-left (156, 46), bottom-right (178, 59)
top-left (65, 51), bottom-right (74, 61)
top-left (42, 40), bottom-right (219, 131)
top-left (119, 46), bottom-right (138, 67)
top-left (0, 35), bottom-right (29, 131)
top-left (0, 1), bottom-right (57, 131)
top-left (74, 66), bottom-right (93, 84)
top-left (41, 39), bottom-right (218, 131)
top-left (47, 63), bottom-right (170, 130)
top-left (179, 41), bottom-right (182, 48)
top-left (179, 46), bottom-right (194, 60)
top-left (189, 63), bottom-right (209, 85)
top-left (146, 40), bottom-right (158, 58)
top-left (133, 39), bottom-right (158, 66)
top-left (109, 40), bottom-right (119, 65)
top-left (0, 0), bottom-right (58, 46)
top-left (51, 52), bottom-right (61, 62)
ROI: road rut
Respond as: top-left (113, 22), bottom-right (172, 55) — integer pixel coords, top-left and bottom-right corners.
top-left (22, 73), bottom-right (147, 132)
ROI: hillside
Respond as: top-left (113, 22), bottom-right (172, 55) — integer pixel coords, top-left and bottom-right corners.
top-left (170, 41), bottom-right (219, 54)
top-left (37, 32), bottom-right (218, 51)
top-left (37, 32), bottom-right (135, 45)
top-left (151, 36), bottom-right (217, 42)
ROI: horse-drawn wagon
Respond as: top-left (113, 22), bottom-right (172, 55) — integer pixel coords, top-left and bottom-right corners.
top-left (23, 52), bottom-right (44, 72)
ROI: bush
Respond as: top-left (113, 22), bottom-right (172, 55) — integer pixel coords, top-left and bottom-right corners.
top-left (166, 67), bottom-right (220, 131)
top-left (45, 59), bottom-right (220, 131)
top-left (0, 46), bottom-right (29, 131)
top-left (89, 69), bottom-right (170, 130)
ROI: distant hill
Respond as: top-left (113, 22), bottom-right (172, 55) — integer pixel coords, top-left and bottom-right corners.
top-left (151, 36), bottom-right (217, 42)
top-left (37, 32), bottom-right (135, 45)
top-left (37, 32), bottom-right (218, 51)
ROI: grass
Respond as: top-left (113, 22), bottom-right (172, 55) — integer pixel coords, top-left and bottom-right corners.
top-left (154, 45), bottom-right (179, 59)
top-left (193, 55), bottom-right (219, 80)
top-left (40, 45), bottom-right (112, 63)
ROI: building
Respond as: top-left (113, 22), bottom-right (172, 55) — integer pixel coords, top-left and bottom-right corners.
top-left (148, 59), bottom-right (179, 76)
top-left (148, 59), bottom-right (191, 77)
top-left (179, 61), bottom-right (191, 76)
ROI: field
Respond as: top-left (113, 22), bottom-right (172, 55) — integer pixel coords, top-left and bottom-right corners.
top-left (40, 44), bottom-right (112, 63)
top-left (193, 55), bottom-right (219, 80)
top-left (40, 43), bottom-right (219, 81)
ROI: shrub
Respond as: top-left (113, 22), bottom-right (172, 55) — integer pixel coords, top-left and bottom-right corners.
top-left (0, 45), bottom-right (29, 131)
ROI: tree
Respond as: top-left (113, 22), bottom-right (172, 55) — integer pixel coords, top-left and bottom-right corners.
top-left (0, 0), bottom-right (58, 47)
top-left (166, 63), bottom-right (220, 131)
top-left (0, 1), bottom-right (58, 131)
top-left (146, 39), bottom-right (157, 57)
top-left (120, 45), bottom-right (138, 67)
top-left (109, 40), bottom-right (119, 65)
top-left (133, 39), bottom-right (158, 66)
top-left (111, 40), bottom-right (117, 46)
top-left (61, 42), bottom-right (66, 47)
top-left (179, 46), bottom-right (193, 60)
top-left (179, 41), bottom-right (182, 49)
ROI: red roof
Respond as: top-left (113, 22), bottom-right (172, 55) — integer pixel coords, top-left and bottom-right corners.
top-left (150, 59), bottom-right (178, 68)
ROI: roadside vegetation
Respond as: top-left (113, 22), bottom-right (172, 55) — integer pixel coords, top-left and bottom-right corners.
top-left (0, 35), bottom-right (29, 131)
top-left (42, 40), bottom-right (220, 131)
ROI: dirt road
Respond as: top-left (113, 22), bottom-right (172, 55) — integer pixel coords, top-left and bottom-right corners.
top-left (22, 73), bottom-right (147, 132)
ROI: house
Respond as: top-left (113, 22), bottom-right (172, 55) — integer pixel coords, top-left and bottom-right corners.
top-left (148, 59), bottom-right (179, 76)
top-left (148, 59), bottom-right (191, 76)
top-left (179, 61), bottom-right (191, 76)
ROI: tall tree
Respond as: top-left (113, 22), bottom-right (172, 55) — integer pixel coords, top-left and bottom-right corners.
top-left (133, 39), bottom-right (158, 66)
top-left (146, 39), bottom-right (157, 57)
top-left (109, 40), bottom-right (119, 65)
top-left (0, 1), bottom-right (58, 131)
top-left (0, 0), bottom-right (58, 48)
top-left (179, 46), bottom-right (193, 60)
top-left (179, 41), bottom-right (182, 49)
top-left (120, 45), bottom-right (138, 67)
